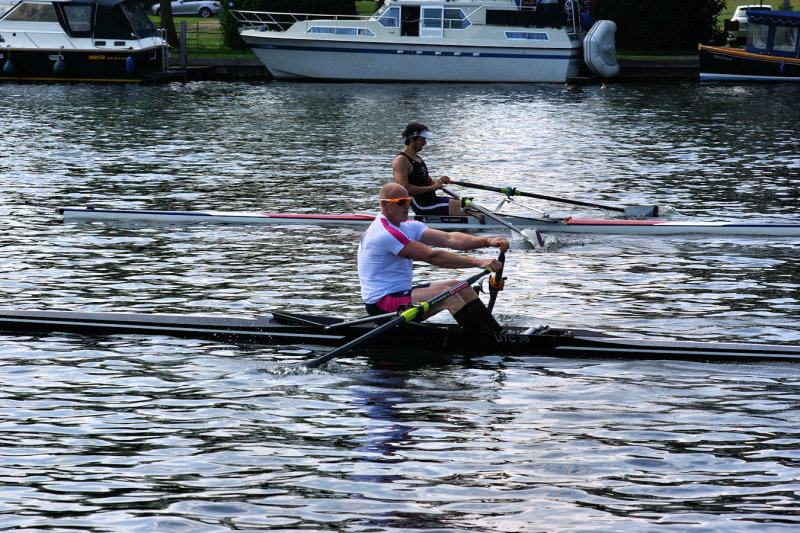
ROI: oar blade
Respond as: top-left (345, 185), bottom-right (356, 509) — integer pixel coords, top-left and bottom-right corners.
top-left (623, 205), bottom-right (659, 217)
top-left (522, 229), bottom-right (545, 249)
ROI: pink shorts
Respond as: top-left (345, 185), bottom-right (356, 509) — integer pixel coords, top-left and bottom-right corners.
top-left (364, 283), bottom-right (430, 316)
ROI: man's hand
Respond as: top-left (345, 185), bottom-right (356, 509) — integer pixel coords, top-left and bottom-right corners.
top-left (484, 237), bottom-right (510, 252)
top-left (478, 258), bottom-right (504, 272)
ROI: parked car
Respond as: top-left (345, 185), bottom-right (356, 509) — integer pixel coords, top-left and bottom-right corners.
top-left (151, 0), bottom-right (222, 18)
top-left (726, 4), bottom-right (773, 44)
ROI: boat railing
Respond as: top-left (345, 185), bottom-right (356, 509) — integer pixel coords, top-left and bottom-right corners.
top-left (232, 7), bottom-right (516, 34)
top-left (564, 0), bottom-right (580, 34)
top-left (231, 11), bottom-right (371, 32)
top-left (234, 5), bottom-right (582, 35)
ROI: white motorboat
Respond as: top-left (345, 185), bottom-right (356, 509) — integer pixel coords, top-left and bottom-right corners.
top-left (0, 0), bottom-right (169, 82)
top-left (231, 0), bottom-right (619, 83)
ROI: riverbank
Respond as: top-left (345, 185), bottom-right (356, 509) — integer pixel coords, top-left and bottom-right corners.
top-left (171, 56), bottom-right (701, 83)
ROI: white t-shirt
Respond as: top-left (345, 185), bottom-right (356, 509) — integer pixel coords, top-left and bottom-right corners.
top-left (358, 215), bottom-right (427, 304)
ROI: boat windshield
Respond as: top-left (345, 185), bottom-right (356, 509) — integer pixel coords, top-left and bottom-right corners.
top-left (0, 1), bottom-right (15, 19)
top-left (62, 4), bottom-right (92, 33)
top-left (377, 5), bottom-right (399, 28)
top-left (444, 8), bottom-right (470, 30)
top-left (3, 1), bottom-right (58, 22)
top-left (774, 25), bottom-right (798, 54)
top-left (747, 21), bottom-right (770, 50)
top-left (94, 0), bottom-right (157, 39)
top-left (121, 0), bottom-right (157, 38)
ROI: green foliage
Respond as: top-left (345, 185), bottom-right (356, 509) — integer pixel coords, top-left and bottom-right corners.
top-left (221, 0), bottom-right (356, 49)
top-left (595, 0), bottom-right (727, 49)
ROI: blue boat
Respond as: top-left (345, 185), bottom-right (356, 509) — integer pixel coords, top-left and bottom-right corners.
top-left (699, 9), bottom-right (800, 82)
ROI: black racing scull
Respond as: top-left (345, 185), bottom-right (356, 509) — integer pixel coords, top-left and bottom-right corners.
top-left (0, 309), bottom-right (798, 363)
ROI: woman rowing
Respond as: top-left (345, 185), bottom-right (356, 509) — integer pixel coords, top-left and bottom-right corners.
top-left (392, 122), bottom-right (463, 216)
top-left (357, 183), bottom-right (508, 333)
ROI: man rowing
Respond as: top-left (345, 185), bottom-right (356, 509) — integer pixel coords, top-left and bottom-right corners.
top-left (358, 183), bottom-right (508, 333)
top-left (393, 122), bottom-right (463, 216)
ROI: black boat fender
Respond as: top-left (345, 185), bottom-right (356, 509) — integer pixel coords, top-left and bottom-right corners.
top-left (52, 54), bottom-right (67, 75)
top-left (2, 56), bottom-right (16, 75)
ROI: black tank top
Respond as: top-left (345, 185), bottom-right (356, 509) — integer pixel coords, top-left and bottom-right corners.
top-left (398, 152), bottom-right (436, 206)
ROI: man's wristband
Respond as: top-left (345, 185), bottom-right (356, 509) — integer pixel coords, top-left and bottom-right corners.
top-left (483, 237), bottom-right (491, 247)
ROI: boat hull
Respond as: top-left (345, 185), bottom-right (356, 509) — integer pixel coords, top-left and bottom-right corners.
top-left (58, 207), bottom-right (800, 237)
top-left (241, 34), bottom-right (583, 82)
top-left (0, 309), bottom-right (798, 363)
top-left (0, 47), bottom-right (167, 83)
top-left (698, 44), bottom-right (800, 82)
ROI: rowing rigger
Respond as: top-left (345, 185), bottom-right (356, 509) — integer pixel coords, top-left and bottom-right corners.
top-left (0, 308), bottom-right (798, 363)
top-left (58, 207), bottom-right (800, 237)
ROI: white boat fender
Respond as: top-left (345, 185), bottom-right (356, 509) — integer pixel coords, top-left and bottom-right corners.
top-left (583, 20), bottom-right (620, 79)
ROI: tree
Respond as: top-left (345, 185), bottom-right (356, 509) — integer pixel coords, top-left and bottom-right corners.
top-left (158, 0), bottom-right (179, 47)
top-left (595, 0), bottom-right (727, 49)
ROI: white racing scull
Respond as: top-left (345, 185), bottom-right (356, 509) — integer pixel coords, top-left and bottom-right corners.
top-left (57, 206), bottom-right (800, 237)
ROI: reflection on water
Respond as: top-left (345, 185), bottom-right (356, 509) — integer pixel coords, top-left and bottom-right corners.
top-left (0, 81), bottom-right (799, 531)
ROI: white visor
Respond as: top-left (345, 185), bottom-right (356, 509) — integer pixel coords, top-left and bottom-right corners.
top-left (408, 130), bottom-right (431, 139)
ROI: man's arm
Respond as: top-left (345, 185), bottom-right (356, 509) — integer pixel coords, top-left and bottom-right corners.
top-left (419, 228), bottom-right (507, 251)
top-left (398, 240), bottom-right (500, 270)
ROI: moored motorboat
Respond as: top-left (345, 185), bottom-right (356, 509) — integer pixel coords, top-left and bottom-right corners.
top-left (58, 206), bottom-right (800, 237)
top-left (231, 0), bottom-right (619, 83)
top-left (0, 0), bottom-right (170, 82)
top-left (699, 9), bottom-right (800, 82)
top-left (0, 308), bottom-right (798, 363)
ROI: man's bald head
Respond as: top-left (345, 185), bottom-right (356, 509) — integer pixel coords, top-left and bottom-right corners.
top-left (380, 182), bottom-right (408, 200)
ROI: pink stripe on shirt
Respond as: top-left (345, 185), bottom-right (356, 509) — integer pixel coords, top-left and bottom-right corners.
top-left (381, 217), bottom-right (410, 245)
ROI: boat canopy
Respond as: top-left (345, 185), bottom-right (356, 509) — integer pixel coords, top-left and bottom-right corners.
top-left (0, 0), bottom-right (158, 39)
top-left (745, 10), bottom-right (800, 58)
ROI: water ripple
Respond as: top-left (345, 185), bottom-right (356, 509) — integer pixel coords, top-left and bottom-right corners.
top-left (0, 82), bottom-right (799, 531)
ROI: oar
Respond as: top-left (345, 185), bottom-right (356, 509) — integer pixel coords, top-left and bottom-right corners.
top-left (452, 180), bottom-right (658, 217)
top-left (441, 186), bottom-right (545, 248)
top-left (304, 267), bottom-right (495, 369)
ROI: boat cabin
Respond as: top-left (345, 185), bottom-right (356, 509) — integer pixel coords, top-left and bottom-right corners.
top-left (0, 0), bottom-right (167, 82)
top-left (0, 0), bottom-right (160, 44)
top-left (745, 10), bottom-right (800, 59)
top-left (374, 0), bottom-right (576, 38)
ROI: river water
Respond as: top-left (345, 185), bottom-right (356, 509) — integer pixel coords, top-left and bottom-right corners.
top-left (0, 81), bottom-right (799, 531)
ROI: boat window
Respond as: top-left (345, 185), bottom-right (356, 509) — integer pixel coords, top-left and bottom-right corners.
top-left (307, 26), bottom-right (374, 36)
top-left (444, 8), bottom-right (470, 30)
top-left (94, 0), bottom-right (156, 40)
top-left (422, 8), bottom-right (443, 30)
top-left (121, 1), bottom-right (158, 38)
top-left (4, 2), bottom-right (58, 23)
top-left (63, 5), bottom-right (92, 33)
top-left (0, 3), bottom-right (15, 19)
top-left (773, 25), bottom-right (798, 54)
top-left (747, 22), bottom-right (769, 50)
top-left (505, 31), bottom-right (550, 41)
top-left (378, 6), bottom-right (399, 28)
